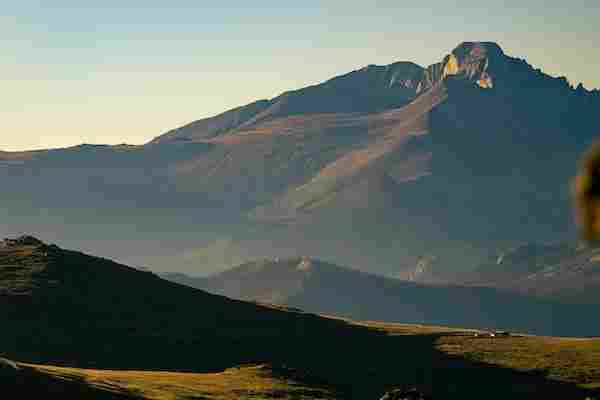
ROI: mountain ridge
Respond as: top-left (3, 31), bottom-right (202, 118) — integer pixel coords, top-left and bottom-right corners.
top-left (429, 242), bottom-right (600, 304)
top-left (162, 256), bottom-right (600, 337)
top-left (149, 41), bottom-right (599, 146)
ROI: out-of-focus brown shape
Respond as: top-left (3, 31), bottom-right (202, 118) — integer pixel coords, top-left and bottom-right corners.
top-left (574, 142), bottom-right (600, 241)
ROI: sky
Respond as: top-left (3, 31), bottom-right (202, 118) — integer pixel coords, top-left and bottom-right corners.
top-left (2, 0), bottom-right (599, 151)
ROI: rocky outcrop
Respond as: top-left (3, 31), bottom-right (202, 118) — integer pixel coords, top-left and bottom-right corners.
top-left (417, 62), bottom-right (444, 93)
top-left (2, 235), bottom-right (45, 248)
top-left (380, 388), bottom-right (431, 400)
top-left (441, 42), bottom-right (504, 89)
top-left (398, 255), bottom-right (439, 282)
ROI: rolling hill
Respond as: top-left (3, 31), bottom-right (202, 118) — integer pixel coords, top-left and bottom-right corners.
top-left (8, 325), bottom-right (600, 399)
top-left (162, 257), bottom-right (600, 337)
top-left (2, 236), bottom-right (600, 399)
top-left (0, 236), bottom-right (372, 372)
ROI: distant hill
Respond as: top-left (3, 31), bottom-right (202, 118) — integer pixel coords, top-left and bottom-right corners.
top-left (435, 242), bottom-right (600, 304)
top-left (162, 257), bottom-right (600, 337)
top-left (2, 41), bottom-right (599, 276)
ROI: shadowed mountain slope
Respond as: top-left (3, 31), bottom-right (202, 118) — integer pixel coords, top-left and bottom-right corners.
top-left (434, 242), bottom-right (600, 304)
top-left (151, 61), bottom-right (426, 144)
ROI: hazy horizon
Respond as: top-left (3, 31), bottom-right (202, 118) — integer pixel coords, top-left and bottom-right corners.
top-left (3, 1), bottom-right (599, 152)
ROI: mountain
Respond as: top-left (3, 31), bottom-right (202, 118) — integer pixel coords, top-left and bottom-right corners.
top-left (438, 242), bottom-right (600, 304)
top-left (2, 42), bottom-right (599, 276)
top-left (162, 256), bottom-right (600, 337)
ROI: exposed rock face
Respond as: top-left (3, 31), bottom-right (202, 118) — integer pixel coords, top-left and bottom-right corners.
top-left (380, 388), bottom-right (431, 400)
top-left (411, 41), bottom-right (506, 94)
top-left (398, 255), bottom-right (439, 282)
top-left (439, 42), bottom-right (504, 88)
top-left (2, 235), bottom-right (45, 248)
top-left (417, 62), bottom-right (444, 93)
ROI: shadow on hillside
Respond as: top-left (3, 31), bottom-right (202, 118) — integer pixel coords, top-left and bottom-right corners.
top-left (270, 331), bottom-right (600, 400)
top-left (4, 327), bottom-right (598, 399)
top-left (2, 321), bottom-right (600, 400)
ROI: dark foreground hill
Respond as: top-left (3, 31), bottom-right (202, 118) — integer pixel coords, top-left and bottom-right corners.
top-left (1, 236), bottom-right (599, 399)
top-left (162, 257), bottom-right (600, 337)
top-left (0, 236), bottom-right (370, 372)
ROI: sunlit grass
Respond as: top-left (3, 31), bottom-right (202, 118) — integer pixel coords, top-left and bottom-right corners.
top-left (437, 335), bottom-right (600, 389)
top-left (360, 321), bottom-right (600, 390)
top-left (26, 364), bottom-right (332, 400)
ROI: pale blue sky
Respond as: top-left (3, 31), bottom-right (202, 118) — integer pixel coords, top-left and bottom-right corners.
top-left (2, 1), bottom-right (599, 151)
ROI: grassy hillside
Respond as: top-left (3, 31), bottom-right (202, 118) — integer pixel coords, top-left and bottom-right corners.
top-left (9, 322), bottom-right (600, 399)
top-left (24, 364), bottom-right (330, 400)
top-left (2, 237), bottom-right (599, 399)
top-left (0, 238), bottom-right (372, 372)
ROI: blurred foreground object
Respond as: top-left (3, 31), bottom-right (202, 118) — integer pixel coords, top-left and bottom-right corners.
top-left (574, 142), bottom-right (600, 241)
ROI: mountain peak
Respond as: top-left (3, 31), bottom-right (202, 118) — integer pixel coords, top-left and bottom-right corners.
top-left (441, 41), bottom-right (506, 88)
top-left (452, 42), bottom-right (505, 58)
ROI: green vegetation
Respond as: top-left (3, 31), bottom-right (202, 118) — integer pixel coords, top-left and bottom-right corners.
top-left (12, 321), bottom-right (600, 399)
top-left (437, 335), bottom-right (600, 389)
top-left (363, 322), bottom-right (600, 392)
